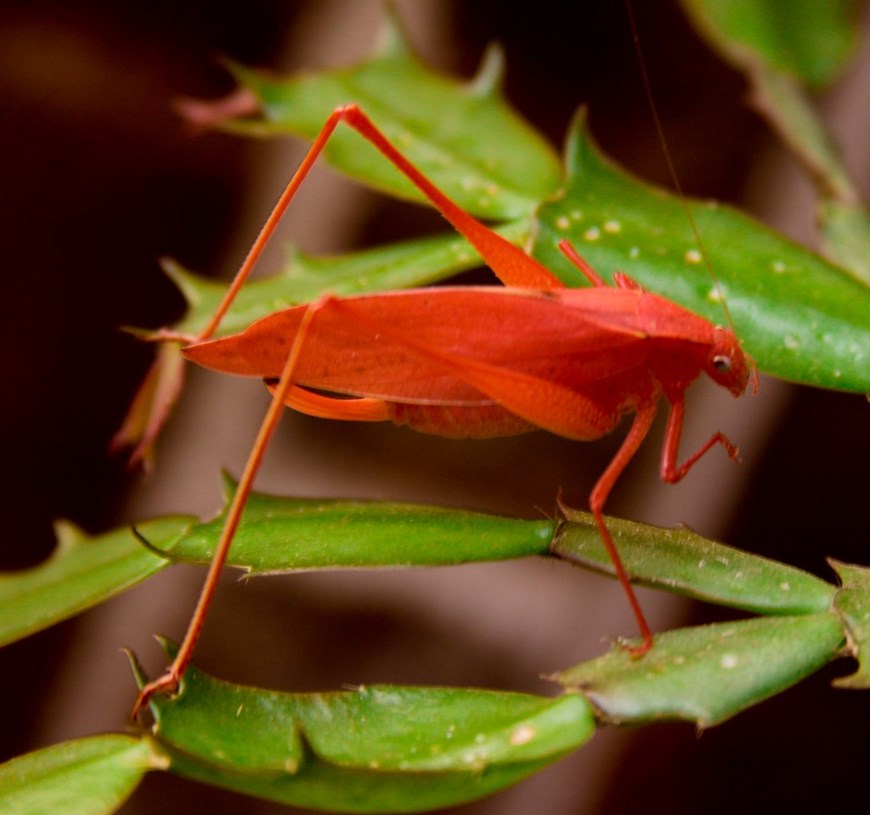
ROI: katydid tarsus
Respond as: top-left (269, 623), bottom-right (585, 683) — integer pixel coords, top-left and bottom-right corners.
top-left (131, 103), bottom-right (752, 718)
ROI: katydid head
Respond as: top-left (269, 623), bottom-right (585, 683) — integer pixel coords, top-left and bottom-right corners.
top-left (706, 326), bottom-right (751, 397)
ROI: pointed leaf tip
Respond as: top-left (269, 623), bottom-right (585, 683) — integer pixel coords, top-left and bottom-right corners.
top-left (468, 44), bottom-right (507, 97)
top-left (51, 520), bottom-right (87, 556)
top-left (159, 257), bottom-right (203, 310)
top-left (373, 4), bottom-right (414, 61)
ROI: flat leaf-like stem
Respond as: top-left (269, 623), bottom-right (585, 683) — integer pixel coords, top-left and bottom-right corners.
top-left (554, 613), bottom-right (845, 727)
top-left (133, 647), bottom-right (594, 812)
top-left (679, 0), bottom-right (858, 87)
top-left (831, 559), bottom-right (870, 688)
top-left (170, 481), bottom-right (555, 572)
top-left (820, 200), bottom-right (870, 287)
top-left (0, 735), bottom-right (161, 815)
top-left (4, 484), bottom-right (844, 650)
top-left (164, 748), bottom-right (553, 814)
top-left (0, 516), bottom-right (192, 648)
top-left (551, 509), bottom-right (835, 615)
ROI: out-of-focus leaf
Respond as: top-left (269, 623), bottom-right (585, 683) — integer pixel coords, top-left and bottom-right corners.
top-left (552, 509), bottom-right (835, 615)
top-left (110, 342), bottom-right (187, 468)
top-left (0, 735), bottom-right (161, 815)
top-left (222, 15), bottom-right (560, 220)
top-left (820, 199), bottom-right (870, 287)
top-left (554, 613), bottom-right (845, 727)
top-left (747, 64), bottom-right (858, 202)
top-left (680, 1), bottom-right (860, 202)
top-left (679, 0), bottom-right (859, 87)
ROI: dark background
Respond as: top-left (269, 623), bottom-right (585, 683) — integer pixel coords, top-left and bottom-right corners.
top-left (1, 1), bottom-right (868, 813)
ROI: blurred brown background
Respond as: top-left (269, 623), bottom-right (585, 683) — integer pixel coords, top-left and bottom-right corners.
top-left (1, 1), bottom-right (868, 813)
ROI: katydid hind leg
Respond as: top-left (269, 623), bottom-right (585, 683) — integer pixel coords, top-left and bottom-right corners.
top-left (132, 297), bottom-right (332, 718)
top-left (197, 104), bottom-right (566, 344)
top-left (197, 112), bottom-right (347, 340)
top-left (336, 105), bottom-right (565, 292)
top-left (116, 110), bottom-right (349, 464)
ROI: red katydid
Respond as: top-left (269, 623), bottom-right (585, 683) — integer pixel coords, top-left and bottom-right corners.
top-left (132, 103), bottom-right (753, 717)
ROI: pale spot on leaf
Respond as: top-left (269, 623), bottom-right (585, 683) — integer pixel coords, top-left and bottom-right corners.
top-left (510, 725), bottom-right (536, 745)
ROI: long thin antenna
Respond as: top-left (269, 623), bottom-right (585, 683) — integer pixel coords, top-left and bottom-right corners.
top-left (623, 0), bottom-right (735, 332)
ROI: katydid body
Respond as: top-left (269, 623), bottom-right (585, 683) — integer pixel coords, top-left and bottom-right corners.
top-left (187, 285), bottom-right (745, 446)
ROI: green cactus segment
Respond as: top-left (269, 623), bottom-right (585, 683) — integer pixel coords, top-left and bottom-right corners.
top-left (831, 560), bottom-right (870, 689)
top-left (135, 648), bottom-right (594, 813)
top-left (679, 0), bottom-right (858, 87)
top-left (170, 482), bottom-right (555, 571)
top-left (551, 509), bottom-right (835, 615)
top-left (0, 516), bottom-right (192, 648)
top-left (0, 735), bottom-right (160, 815)
top-left (553, 613), bottom-right (845, 727)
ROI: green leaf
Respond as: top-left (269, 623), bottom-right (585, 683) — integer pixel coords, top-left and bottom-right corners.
top-left (534, 113), bottom-right (870, 392)
top-left (0, 516), bottom-right (191, 648)
top-left (0, 735), bottom-right (161, 815)
top-left (166, 749), bottom-right (557, 814)
top-left (820, 199), bottom-right (870, 287)
top-left (831, 560), bottom-right (870, 689)
top-left (227, 16), bottom-right (560, 219)
top-left (553, 613), bottom-right (845, 727)
top-left (168, 480), bottom-right (554, 571)
top-left (747, 64), bottom-right (858, 202)
top-left (680, 1), bottom-right (860, 202)
top-left (136, 651), bottom-right (594, 812)
top-left (147, 658), bottom-right (595, 773)
top-left (679, 0), bottom-right (859, 87)
top-left (168, 219), bottom-right (530, 338)
top-left (551, 509), bottom-right (835, 615)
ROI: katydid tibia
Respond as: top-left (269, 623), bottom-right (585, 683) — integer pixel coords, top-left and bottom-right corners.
top-left (131, 103), bottom-right (752, 717)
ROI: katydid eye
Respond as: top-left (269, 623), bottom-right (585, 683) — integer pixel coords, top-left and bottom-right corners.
top-left (712, 354), bottom-right (731, 371)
